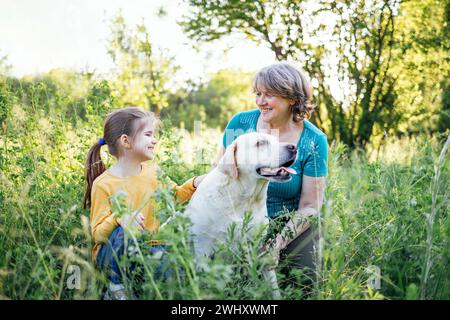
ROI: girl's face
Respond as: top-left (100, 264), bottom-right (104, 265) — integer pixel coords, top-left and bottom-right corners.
top-left (131, 118), bottom-right (157, 161)
top-left (255, 86), bottom-right (293, 124)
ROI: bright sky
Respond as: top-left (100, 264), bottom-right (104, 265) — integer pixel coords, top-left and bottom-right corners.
top-left (0, 0), bottom-right (276, 80)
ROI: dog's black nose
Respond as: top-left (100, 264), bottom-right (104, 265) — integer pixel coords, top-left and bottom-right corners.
top-left (287, 144), bottom-right (297, 152)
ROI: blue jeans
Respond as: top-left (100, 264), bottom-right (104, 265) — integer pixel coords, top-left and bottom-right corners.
top-left (96, 226), bottom-right (169, 284)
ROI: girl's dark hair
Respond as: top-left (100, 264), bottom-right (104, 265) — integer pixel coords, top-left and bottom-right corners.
top-left (253, 62), bottom-right (315, 122)
top-left (83, 106), bottom-right (157, 209)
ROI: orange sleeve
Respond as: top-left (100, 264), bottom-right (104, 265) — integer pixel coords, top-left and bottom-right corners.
top-left (153, 164), bottom-right (196, 204)
top-left (90, 183), bottom-right (119, 244)
top-left (171, 177), bottom-right (196, 204)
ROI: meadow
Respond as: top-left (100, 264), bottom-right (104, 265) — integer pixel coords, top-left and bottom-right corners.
top-left (0, 0), bottom-right (448, 302)
top-left (0, 83), bottom-right (448, 300)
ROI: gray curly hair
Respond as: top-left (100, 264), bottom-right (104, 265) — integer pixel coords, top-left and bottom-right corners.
top-left (252, 62), bottom-right (315, 122)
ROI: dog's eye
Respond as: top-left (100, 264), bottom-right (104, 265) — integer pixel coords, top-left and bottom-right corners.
top-left (256, 140), bottom-right (268, 147)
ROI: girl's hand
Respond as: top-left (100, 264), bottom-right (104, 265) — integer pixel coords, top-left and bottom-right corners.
top-left (193, 174), bottom-right (206, 188)
top-left (119, 211), bottom-right (145, 232)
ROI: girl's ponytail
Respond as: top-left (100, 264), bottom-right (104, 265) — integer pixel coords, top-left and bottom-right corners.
top-left (83, 141), bottom-right (106, 209)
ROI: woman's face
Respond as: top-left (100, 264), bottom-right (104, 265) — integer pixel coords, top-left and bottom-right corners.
top-left (255, 87), bottom-right (293, 124)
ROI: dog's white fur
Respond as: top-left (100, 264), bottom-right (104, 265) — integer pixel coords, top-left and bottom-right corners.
top-left (185, 132), bottom-right (297, 298)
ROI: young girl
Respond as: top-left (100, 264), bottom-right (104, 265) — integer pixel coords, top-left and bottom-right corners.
top-left (83, 106), bottom-right (203, 300)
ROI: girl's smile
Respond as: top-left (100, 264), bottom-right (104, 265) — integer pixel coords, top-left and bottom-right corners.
top-left (131, 120), bottom-right (158, 162)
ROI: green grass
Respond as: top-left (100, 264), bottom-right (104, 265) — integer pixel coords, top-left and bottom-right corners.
top-left (0, 94), bottom-right (448, 300)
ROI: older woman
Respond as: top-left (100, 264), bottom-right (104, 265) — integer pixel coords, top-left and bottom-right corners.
top-left (215, 62), bottom-right (328, 286)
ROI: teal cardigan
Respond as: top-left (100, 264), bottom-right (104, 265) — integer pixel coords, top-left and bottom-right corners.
top-left (222, 109), bottom-right (328, 219)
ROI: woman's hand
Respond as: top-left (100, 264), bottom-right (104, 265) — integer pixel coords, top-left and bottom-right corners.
top-left (265, 214), bottom-right (311, 253)
top-left (298, 175), bottom-right (326, 213)
top-left (261, 232), bottom-right (294, 268)
top-left (273, 233), bottom-right (289, 255)
top-left (261, 235), bottom-right (284, 268)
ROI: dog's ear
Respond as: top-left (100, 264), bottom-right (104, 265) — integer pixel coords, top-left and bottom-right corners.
top-left (217, 142), bottom-right (238, 179)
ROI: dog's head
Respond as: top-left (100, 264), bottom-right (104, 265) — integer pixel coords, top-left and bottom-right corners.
top-left (218, 132), bottom-right (297, 182)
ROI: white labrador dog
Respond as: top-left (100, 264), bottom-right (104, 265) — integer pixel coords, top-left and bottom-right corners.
top-left (185, 132), bottom-right (297, 297)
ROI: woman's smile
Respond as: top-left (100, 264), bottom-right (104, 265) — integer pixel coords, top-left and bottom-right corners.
top-left (260, 106), bottom-right (273, 112)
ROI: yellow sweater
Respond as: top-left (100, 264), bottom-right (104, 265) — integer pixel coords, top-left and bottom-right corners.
top-left (90, 162), bottom-right (196, 260)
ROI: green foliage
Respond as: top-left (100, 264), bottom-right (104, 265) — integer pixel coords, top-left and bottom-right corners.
top-left (1, 81), bottom-right (448, 298)
top-left (319, 135), bottom-right (449, 299)
top-left (106, 13), bottom-right (178, 114)
top-left (162, 69), bottom-right (254, 130)
top-left (0, 7), bottom-right (448, 300)
top-left (0, 78), bottom-right (12, 127)
top-left (85, 80), bottom-right (117, 120)
top-left (180, 0), bottom-right (449, 149)
top-left (388, 0), bottom-right (449, 138)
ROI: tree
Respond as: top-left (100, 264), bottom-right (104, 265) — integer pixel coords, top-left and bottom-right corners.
top-left (181, 0), bottom-right (447, 148)
top-left (163, 69), bottom-right (254, 130)
top-left (0, 53), bottom-right (12, 127)
top-left (107, 13), bottom-right (178, 114)
top-left (438, 0), bottom-right (450, 133)
top-left (0, 51), bottom-right (11, 76)
top-left (389, 0), bottom-right (449, 137)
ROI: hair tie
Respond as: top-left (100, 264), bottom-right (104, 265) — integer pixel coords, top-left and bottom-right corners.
top-left (98, 138), bottom-right (106, 146)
